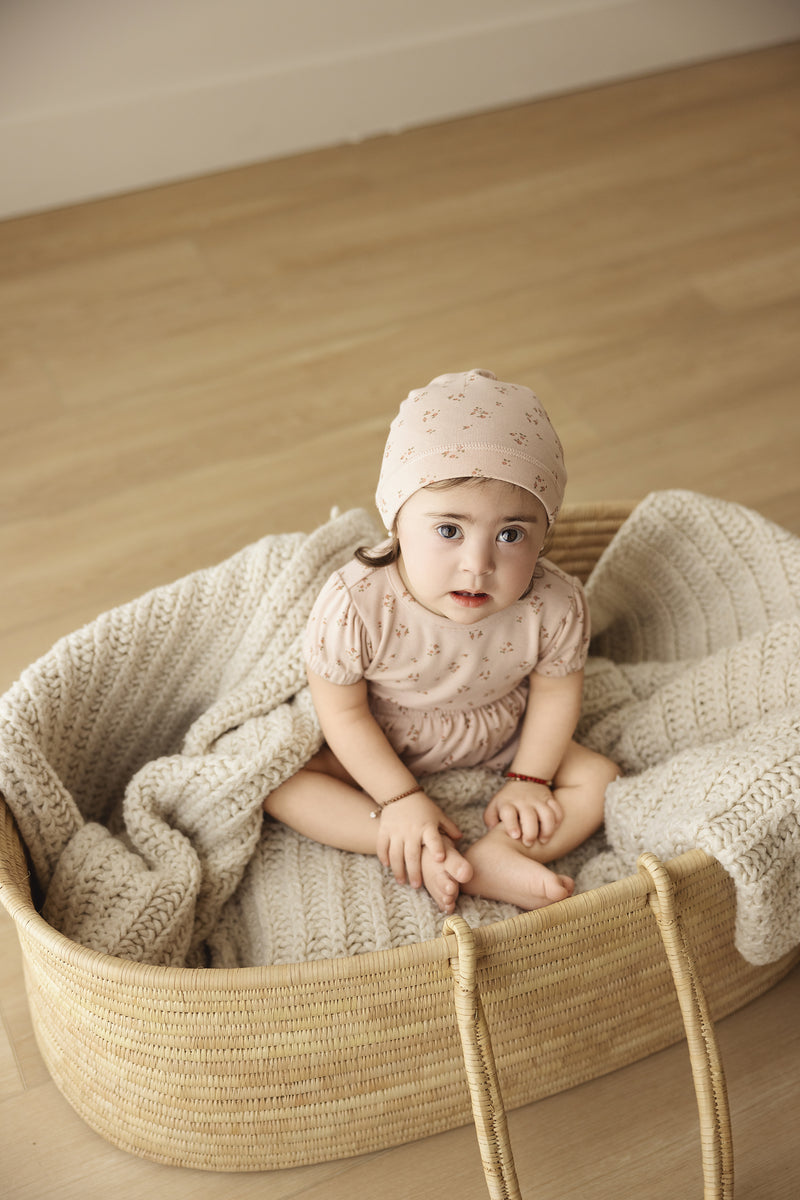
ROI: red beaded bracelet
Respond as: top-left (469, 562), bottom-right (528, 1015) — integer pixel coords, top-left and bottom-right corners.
top-left (503, 770), bottom-right (553, 787)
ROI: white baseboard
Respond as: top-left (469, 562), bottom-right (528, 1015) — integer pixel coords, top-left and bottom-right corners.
top-left (2, 0), bottom-right (799, 219)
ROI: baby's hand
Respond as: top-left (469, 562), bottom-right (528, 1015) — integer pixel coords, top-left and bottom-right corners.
top-left (484, 781), bottom-right (563, 847)
top-left (376, 790), bottom-right (465, 889)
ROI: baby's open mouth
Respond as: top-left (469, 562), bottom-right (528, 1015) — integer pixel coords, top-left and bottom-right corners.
top-left (450, 590), bottom-right (490, 606)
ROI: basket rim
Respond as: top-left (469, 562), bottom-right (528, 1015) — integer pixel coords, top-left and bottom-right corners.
top-left (557, 499), bottom-right (637, 518)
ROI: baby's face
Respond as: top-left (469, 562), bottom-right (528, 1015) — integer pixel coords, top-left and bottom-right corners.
top-left (395, 478), bottom-right (547, 624)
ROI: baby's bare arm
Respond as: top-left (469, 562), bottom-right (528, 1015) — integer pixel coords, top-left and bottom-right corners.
top-left (515, 668), bottom-right (584, 778)
top-left (308, 671), bottom-right (416, 802)
top-left (485, 669), bottom-right (583, 844)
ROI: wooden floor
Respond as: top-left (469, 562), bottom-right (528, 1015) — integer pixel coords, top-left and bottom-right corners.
top-left (2, 42), bottom-right (799, 1200)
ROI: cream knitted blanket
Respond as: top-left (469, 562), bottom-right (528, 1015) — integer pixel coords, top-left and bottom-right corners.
top-left (0, 506), bottom-right (521, 967)
top-left (1, 492), bottom-right (798, 967)
top-left (576, 490), bottom-right (800, 965)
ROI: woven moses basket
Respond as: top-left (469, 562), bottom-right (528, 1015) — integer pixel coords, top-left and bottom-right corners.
top-left (1, 503), bottom-right (798, 1198)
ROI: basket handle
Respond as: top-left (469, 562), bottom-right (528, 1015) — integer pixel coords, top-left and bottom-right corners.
top-left (445, 855), bottom-right (734, 1200)
top-left (638, 852), bottom-right (734, 1200)
top-left (444, 914), bottom-right (522, 1200)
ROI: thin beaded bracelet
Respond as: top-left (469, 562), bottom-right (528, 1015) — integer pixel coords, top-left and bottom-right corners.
top-left (369, 783), bottom-right (423, 818)
top-left (503, 770), bottom-right (553, 787)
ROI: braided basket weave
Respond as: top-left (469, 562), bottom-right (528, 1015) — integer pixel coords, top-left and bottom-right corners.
top-left (1, 504), bottom-right (797, 1186)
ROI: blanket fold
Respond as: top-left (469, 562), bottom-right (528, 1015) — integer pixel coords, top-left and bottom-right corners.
top-left (1, 491), bottom-right (798, 968)
top-left (576, 491), bottom-right (800, 965)
top-left (1, 508), bottom-right (379, 964)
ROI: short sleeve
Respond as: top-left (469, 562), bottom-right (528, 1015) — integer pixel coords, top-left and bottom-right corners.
top-left (533, 565), bottom-right (590, 677)
top-left (304, 571), bottom-right (372, 684)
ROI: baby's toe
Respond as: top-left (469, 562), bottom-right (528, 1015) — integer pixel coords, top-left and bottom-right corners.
top-left (550, 873), bottom-right (574, 901)
top-left (451, 858), bottom-right (474, 884)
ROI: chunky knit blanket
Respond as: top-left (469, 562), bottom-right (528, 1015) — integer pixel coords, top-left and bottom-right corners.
top-left (575, 490), bottom-right (800, 965)
top-left (1, 492), bottom-right (798, 968)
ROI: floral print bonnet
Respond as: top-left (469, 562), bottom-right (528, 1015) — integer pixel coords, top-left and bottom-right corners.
top-left (375, 369), bottom-right (567, 531)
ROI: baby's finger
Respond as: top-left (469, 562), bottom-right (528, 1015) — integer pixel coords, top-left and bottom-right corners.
top-left (388, 839), bottom-right (408, 885)
top-left (518, 807), bottom-right (542, 846)
top-left (439, 814), bottom-right (463, 842)
top-left (534, 801), bottom-right (558, 843)
top-left (537, 795), bottom-right (565, 843)
top-left (483, 800), bottom-right (500, 828)
top-left (421, 823), bottom-right (447, 863)
top-left (499, 801), bottom-right (523, 840)
top-left (548, 793), bottom-right (564, 827)
top-left (376, 827), bottom-right (391, 870)
top-left (405, 841), bottom-right (423, 889)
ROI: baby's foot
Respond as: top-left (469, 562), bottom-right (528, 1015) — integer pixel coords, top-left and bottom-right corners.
top-left (461, 827), bottom-right (574, 910)
top-left (421, 839), bottom-right (473, 914)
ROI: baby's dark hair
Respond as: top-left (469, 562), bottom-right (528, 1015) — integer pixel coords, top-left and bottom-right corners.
top-left (356, 479), bottom-right (468, 568)
top-left (355, 536), bottom-right (400, 569)
top-left (354, 477), bottom-right (554, 573)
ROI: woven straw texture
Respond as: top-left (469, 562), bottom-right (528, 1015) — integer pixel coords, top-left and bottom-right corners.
top-left (1, 501), bottom-right (798, 1173)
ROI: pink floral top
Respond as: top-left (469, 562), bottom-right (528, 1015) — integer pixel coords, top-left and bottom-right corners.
top-left (304, 557), bottom-right (589, 775)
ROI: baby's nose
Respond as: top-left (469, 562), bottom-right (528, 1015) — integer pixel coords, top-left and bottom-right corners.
top-left (462, 539), bottom-right (494, 577)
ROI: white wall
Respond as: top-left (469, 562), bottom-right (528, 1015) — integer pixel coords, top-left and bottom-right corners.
top-left (2, 0), bottom-right (799, 219)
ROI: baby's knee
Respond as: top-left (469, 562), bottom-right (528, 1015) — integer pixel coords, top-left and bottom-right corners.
top-left (598, 753), bottom-right (621, 784)
top-left (590, 755), bottom-right (620, 809)
top-left (579, 753), bottom-right (619, 823)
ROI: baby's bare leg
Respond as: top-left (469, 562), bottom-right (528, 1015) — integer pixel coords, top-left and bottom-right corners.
top-left (265, 750), bottom-right (472, 907)
top-left (264, 749), bottom-right (380, 854)
top-left (463, 741), bottom-right (619, 910)
top-left (461, 829), bottom-right (575, 908)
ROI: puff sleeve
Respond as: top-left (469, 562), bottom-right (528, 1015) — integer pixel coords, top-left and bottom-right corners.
top-left (304, 570), bottom-right (373, 685)
top-left (533, 564), bottom-right (590, 677)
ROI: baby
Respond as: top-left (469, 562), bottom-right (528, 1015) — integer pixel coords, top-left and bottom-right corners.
top-left (264, 369), bottom-right (619, 913)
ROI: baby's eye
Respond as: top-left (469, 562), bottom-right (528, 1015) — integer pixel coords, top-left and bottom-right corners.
top-left (436, 524), bottom-right (461, 540)
top-left (498, 527), bottom-right (524, 544)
